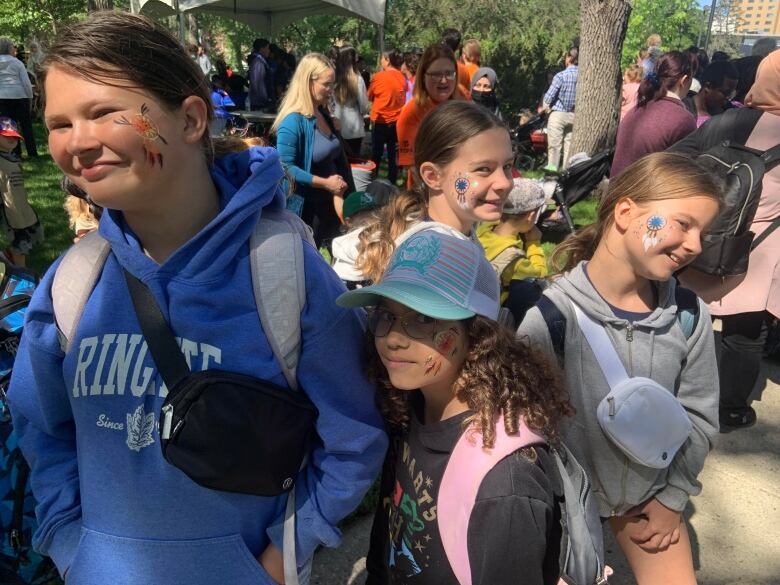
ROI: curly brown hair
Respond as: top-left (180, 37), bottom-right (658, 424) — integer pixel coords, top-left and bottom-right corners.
top-left (367, 316), bottom-right (573, 448)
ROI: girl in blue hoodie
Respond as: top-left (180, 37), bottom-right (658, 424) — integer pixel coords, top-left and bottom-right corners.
top-left (7, 12), bottom-right (386, 585)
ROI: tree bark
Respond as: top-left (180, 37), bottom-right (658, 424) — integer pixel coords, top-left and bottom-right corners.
top-left (88, 0), bottom-right (114, 11)
top-left (570, 0), bottom-right (632, 156)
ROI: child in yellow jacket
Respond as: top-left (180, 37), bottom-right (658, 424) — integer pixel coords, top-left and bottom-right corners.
top-left (477, 177), bottom-right (547, 323)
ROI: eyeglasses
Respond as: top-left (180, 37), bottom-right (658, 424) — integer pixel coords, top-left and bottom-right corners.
top-left (367, 307), bottom-right (438, 339)
top-left (425, 70), bottom-right (457, 81)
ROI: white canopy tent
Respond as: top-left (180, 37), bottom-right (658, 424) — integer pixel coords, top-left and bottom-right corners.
top-left (137, 0), bottom-right (386, 36)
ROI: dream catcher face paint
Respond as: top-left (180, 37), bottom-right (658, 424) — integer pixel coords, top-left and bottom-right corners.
top-left (641, 214), bottom-right (667, 251)
top-left (454, 174), bottom-right (471, 209)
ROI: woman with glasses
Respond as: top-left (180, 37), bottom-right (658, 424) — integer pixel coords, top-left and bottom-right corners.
top-left (682, 61), bottom-right (739, 128)
top-left (396, 44), bottom-right (464, 187)
top-left (272, 53), bottom-right (355, 248)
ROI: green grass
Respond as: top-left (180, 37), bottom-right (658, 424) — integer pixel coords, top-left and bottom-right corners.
top-left (15, 122), bottom-right (72, 276)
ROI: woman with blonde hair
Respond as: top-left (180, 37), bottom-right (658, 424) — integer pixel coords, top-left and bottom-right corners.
top-left (332, 45), bottom-right (368, 155)
top-left (273, 52), bottom-right (355, 248)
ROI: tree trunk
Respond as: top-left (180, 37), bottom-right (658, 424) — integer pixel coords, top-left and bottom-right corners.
top-left (88, 0), bottom-right (114, 10)
top-left (570, 0), bottom-right (632, 156)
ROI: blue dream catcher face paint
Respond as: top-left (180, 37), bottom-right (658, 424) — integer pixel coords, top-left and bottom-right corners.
top-left (453, 173), bottom-right (479, 210)
top-left (642, 214), bottom-right (667, 251)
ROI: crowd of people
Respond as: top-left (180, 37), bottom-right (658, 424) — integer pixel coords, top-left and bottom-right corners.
top-left (0, 9), bottom-right (778, 585)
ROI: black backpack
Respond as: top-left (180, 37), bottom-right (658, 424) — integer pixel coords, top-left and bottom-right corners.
top-left (692, 140), bottom-right (780, 276)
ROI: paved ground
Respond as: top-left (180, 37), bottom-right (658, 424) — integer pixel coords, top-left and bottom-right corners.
top-left (311, 359), bottom-right (780, 585)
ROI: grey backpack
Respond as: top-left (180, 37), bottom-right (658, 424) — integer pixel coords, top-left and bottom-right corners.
top-left (51, 208), bottom-right (314, 585)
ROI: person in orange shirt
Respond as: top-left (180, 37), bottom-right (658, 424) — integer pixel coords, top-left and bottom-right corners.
top-left (442, 28), bottom-right (471, 94)
top-left (368, 48), bottom-right (407, 184)
top-left (462, 39), bottom-right (481, 82)
top-left (396, 44), bottom-right (464, 186)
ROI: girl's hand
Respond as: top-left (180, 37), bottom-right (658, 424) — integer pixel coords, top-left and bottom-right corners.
top-left (258, 543), bottom-right (285, 584)
top-left (624, 497), bottom-right (682, 552)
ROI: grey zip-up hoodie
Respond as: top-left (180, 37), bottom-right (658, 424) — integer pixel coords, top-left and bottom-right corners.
top-left (517, 262), bottom-right (719, 517)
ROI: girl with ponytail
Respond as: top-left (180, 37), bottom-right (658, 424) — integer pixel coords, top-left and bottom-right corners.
top-left (356, 100), bottom-right (514, 282)
top-left (611, 51), bottom-right (697, 177)
top-left (519, 152), bottom-right (723, 585)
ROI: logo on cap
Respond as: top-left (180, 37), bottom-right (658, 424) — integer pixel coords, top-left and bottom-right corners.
top-left (390, 234), bottom-right (441, 275)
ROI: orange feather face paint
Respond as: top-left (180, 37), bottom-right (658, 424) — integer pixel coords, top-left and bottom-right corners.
top-left (115, 103), bottom-right (168, 168)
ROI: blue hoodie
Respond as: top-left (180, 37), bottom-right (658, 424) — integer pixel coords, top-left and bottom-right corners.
top-left (7, 147), bottom-right (387, 584)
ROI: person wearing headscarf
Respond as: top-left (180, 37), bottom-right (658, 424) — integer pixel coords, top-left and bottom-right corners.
top-left (470, 66), bottom-right (501, 119)
top-left (668, 49), bottom-right (780, 431)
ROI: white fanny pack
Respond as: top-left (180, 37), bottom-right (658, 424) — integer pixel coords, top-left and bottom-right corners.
top-left (572, 302), bottom-right (692, 469)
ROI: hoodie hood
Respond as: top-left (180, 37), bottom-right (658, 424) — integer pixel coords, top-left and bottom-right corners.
top-left (552, 261), bottom-right (679, 330)
top-left (100, 146), bottom-right (286, 282)
top-left (331, 227), bottom-right (366, 282)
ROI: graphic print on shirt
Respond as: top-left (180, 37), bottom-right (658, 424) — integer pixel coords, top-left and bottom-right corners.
top-left (384, 436), bottom-right (439, 580)
top-left (71, 333), bottom-right (222, 452)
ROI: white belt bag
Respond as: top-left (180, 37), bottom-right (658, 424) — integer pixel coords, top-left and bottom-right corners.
top-left (571, 302), bottom-right (692, 469)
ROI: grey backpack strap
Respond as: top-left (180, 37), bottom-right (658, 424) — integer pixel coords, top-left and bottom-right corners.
top-left (249, 208), bottom-right (314, 585)
top-left (249, 209), bottom-right (314, 391)
top-left (51, 231), bottom-right (111, 353)
top-left (489, 246), bottom-right (525, 280)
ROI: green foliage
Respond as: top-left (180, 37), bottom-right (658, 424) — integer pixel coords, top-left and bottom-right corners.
top-left (621, 0), bottom-right (704, 69)
top-left (382, 0), bottom-right (580, 113)
top-left (0, 0), bottom-right (85, 42)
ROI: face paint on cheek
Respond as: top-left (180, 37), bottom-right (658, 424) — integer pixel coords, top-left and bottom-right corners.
top-left (424, 354), bottom-right (441, 376)
top-left (453, 173), bottom-right (478, 210)
top-left (114, 103), bottom-right (168, 168)
top-left (434, 327), bottom-right (460, 357)
top-left (641, 214), bottom-right (667, 251)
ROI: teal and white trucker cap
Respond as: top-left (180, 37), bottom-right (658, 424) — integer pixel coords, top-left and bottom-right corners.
top-left (336, 229), bottom-right (500, 321)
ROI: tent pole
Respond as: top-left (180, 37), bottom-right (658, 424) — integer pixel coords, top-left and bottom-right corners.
top-left (174, 0), bottom-right (186, 42)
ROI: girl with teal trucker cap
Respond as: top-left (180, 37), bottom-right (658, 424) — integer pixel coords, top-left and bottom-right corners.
top-left (338, 230), bottom-right (573, 584)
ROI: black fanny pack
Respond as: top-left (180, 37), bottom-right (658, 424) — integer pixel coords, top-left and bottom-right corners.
top-left (125, 270), bottom-right (318, 497)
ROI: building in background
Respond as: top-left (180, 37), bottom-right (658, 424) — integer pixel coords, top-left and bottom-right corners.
top-left (734, 0), bottom-right (780, 34)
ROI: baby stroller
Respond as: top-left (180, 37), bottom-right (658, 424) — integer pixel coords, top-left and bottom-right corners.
top-left (539, 148), bottom-right (614, 235)
top-left (511, 114), bottom-right (548, 171)
top-left (0, 258), bottom-right (57, 585)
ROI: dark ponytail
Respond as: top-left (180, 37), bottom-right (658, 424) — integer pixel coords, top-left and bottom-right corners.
top-left (636, 51), bottom-right (693, 107)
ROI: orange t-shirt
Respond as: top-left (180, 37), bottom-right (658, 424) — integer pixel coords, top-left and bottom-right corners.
top-left (457, 61), bottom-right (472, 98)
top-left (464, 62), bottom-right (480, 86)
top-left (396, 99), bottom-right (437, 167)
top-left (367, 68), bottom-right (407, 124)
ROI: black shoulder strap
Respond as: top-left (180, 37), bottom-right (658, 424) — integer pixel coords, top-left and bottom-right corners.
top-left (760, 143), bottom-right (780, 170)
top-left (751, 217), bottom-right (780, 251)
top-left (731, 107), bottom-right (765, 146)
top-left (536, 295), bottom-right (566, 359)
top-left (123, 270), bottom-right (191, 389)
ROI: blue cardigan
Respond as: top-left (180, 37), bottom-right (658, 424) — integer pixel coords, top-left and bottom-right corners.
top-left (275, 110), bottom-right (355, 194)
